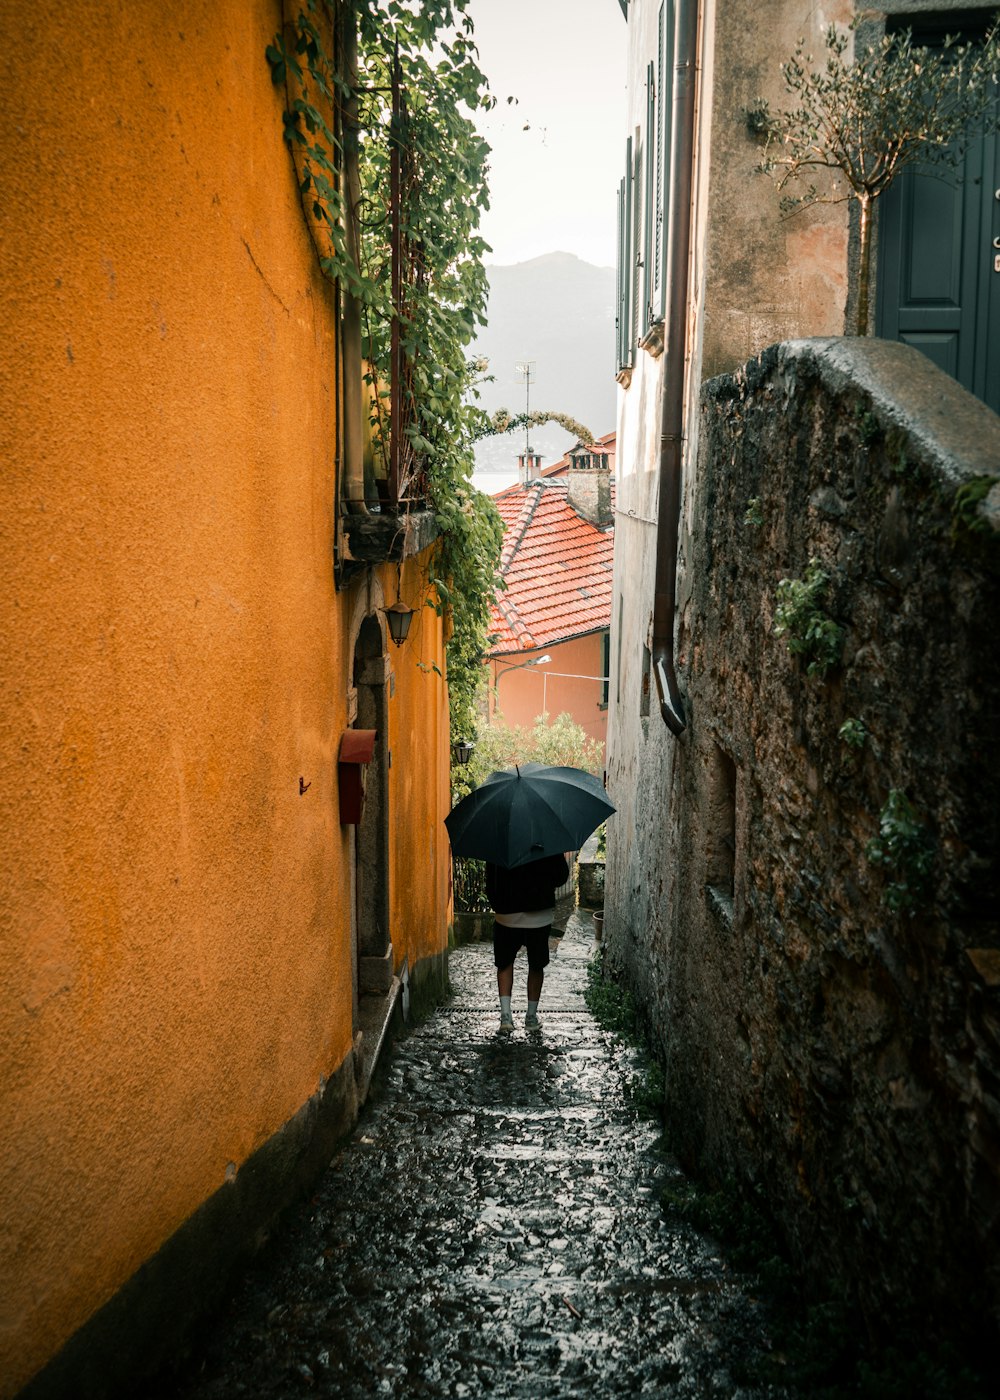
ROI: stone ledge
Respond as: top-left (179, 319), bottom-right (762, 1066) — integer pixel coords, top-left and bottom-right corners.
top-left (342, 508), bottom-right (439, 565)
top-left (359, 944), bottom-right (394, 995)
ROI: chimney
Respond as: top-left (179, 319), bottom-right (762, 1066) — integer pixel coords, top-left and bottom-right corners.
top-left (567, 443), bottom-right (612, 526)
top-left (518, 447), bottom-right (543, 483)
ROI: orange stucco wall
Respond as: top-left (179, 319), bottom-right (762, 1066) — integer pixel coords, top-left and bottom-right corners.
top-left (489, 634), bottom-right (609, 752)
top-left (0, 3), bottom-right (450, 1394)
top-left (388, 553), bottom-right (453, 968)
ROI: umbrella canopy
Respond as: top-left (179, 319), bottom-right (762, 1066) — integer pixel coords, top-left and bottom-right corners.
top-left (445, 762), bottom-right (615, 869)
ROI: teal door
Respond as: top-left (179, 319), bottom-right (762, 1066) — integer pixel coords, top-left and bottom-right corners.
top-left (877, 82), bottom-right (1000, 415)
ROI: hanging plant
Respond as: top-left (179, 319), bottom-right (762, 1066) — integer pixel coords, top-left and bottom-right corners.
top-left (266, 0), bottom-right (504, 738)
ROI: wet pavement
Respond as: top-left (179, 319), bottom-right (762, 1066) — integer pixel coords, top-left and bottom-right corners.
top-left (165, 911), bottom-right (787, 1399)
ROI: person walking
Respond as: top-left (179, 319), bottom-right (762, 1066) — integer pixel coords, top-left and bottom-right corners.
top-left (485, 852), bottom-right (570, 1032)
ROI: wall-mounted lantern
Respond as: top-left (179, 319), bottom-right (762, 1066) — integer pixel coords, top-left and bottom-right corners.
top-left (451, 739), bottom-right (475, 765)
top-left (383, 599), bottom-right (415, 647)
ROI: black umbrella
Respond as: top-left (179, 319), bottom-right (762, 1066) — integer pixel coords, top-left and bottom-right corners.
top-left (445, 762), bottom-right (615, 869)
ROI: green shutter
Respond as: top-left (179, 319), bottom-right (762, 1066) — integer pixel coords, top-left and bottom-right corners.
top-left (642, 61), bottom-right (655, 333)
top-left (616, 136), bottom-right (634, 370)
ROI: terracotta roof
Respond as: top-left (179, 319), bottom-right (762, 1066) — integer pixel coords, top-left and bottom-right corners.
top-left (487, 443), bottom-right (615, 656)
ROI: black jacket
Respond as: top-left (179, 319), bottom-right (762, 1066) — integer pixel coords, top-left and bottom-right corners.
top-left (485, 855), bottom-right (570, 915)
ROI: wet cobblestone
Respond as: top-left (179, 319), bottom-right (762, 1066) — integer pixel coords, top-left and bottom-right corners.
top-left (165, 913), bottom-right (788, 1399)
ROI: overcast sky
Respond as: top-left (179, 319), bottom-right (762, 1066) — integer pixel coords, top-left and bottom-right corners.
top-left (465, 0), bottom-right (626, 269)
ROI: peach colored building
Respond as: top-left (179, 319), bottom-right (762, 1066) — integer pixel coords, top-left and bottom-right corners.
top-left (0, 4), bottom-right (451, 1396)
top-left (487, 438), bottom-right (615, 752)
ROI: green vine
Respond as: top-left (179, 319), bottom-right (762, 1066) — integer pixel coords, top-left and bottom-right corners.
top-left (477, 409), bottom-right (594, 445)
top-left (866, 789), bottom-right (933, 913)
top-left (266, 0), bottom-right (504, 739)
top-left (774, 558), bottom-right (844, 678)
top-left (952, 475), bottom-right (998, 540)
top-left (838, 717), bottom-right (868, 750)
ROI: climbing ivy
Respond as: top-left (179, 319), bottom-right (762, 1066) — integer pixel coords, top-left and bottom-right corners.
top-left (866, 788), bottom-right (934, 913)
top-left (838, 717), bottom-right (868, 750)
top-left (266, 0), bottom-right (504, 736)
top-left (774, 558), bottom-right (845, 677)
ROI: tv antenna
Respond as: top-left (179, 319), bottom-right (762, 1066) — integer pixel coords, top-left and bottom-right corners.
top-left (514, 359), bottom-right (535, 463)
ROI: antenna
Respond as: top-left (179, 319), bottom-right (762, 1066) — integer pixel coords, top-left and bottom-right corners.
top-left (514, 359), bottom-right (535, 463)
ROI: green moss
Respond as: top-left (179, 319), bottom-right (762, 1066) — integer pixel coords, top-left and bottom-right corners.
top-left (585, 952), bottom-right (664, 1118)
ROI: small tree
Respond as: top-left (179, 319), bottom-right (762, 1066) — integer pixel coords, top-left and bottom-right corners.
top-left (756, 19), bottom-right (1000, 334)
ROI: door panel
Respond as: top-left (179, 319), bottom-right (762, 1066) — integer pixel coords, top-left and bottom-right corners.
top-left (878, 120), bottom-right (1000, 416)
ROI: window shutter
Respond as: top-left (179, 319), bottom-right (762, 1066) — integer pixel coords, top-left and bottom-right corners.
top-left (643, 60), bottom-right (655, 333)
top-left (630, 132), bottom-right (640, 353)
top-left (616, 136), bottom-right (634, 371)
top-left (615, 176), bottom-right (626, 370)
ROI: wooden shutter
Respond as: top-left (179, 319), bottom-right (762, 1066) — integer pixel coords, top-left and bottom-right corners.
top-left (616, 136), bottom-right (634, 371)
top-left (642, 61), bottom-right (655, 333)
top-left (651, 1), bottom-right (667, 321)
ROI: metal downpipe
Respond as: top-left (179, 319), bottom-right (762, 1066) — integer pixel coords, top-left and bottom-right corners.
top-left (652, 0), bottom-right (698, 735)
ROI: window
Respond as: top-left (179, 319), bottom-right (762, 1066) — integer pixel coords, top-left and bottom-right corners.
top-left (601, 630), bottom-right (611, 708)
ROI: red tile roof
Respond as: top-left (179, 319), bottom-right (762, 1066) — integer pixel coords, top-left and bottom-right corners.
top-left (487, 439), bottom-right (615, 657)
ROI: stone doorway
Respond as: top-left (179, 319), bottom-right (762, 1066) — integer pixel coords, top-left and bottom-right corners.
top-left (351, 615), bottom-right (392, 1028)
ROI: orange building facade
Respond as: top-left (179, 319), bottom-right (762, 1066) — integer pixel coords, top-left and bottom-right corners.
top-left (0, 4), bottom-right (451, 1396)
top-left (488, 634), bottom-right (610, 750)
top-left (486, 439), bottom-right (615, 753)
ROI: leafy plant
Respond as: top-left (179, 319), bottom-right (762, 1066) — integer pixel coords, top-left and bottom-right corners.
top-left (838, 717), bottom-right (868, 749)
top-left (756, 19), bottom-right (1000, 334)
top-left (744, 496), bottom-right (764, 528)
top-left (266, 0), bottom-right (504, 742)
top-left (866, 788), bottom-right (934, 912)
top-left (774, 558), bottom-right (845, 677)
top-left (451, 711), bottom-right (604, 804)
top-left (952, 474), bottom-right (998, 539)
top-left (585, 950), bottom-right (664, 1119)
top-left (477, 408), bottom-right (594, 444)
top-left (857, 409), bottom-right (881, 448)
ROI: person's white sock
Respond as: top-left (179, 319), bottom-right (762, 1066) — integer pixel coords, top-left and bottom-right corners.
top-left (499, 995), bottom-right (512, 1020)
top-left (527, 1000), bottom-right (539, 1016)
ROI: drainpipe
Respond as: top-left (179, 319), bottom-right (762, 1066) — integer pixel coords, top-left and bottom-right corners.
top-left (652, 0), bottom-right (698, 735)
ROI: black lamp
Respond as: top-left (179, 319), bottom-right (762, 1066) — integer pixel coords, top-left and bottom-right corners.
top-left (451, 738), bottom-right (475, 765)
top-left (383, 599), bottom-right (415, 647)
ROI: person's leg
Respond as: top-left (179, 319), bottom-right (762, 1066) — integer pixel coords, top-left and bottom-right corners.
top-left (524, 929), bottom-right (550, 1026)
top-left (493, 923), bottom-right (516, 1031)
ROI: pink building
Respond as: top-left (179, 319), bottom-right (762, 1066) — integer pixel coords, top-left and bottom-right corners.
top-left (486, 435), bottom-right (615, 752)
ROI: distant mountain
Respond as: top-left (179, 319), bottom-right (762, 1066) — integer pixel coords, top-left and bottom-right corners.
top-left (470, 252), bottom-right (617, 477)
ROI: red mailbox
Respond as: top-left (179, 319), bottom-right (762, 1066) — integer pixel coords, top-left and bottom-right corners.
top-left (338, 729), bottom-right (376, 825)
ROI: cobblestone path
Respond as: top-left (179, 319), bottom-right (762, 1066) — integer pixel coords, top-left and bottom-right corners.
top-left (166, 911), bottom-right (786, 1399)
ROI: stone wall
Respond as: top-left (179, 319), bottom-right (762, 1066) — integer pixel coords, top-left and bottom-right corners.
top-left (663, 339), bottom-right (999, 1345)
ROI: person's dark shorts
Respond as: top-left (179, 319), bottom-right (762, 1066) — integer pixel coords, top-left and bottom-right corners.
top-left (493, 922), bottom-right (551, 972)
